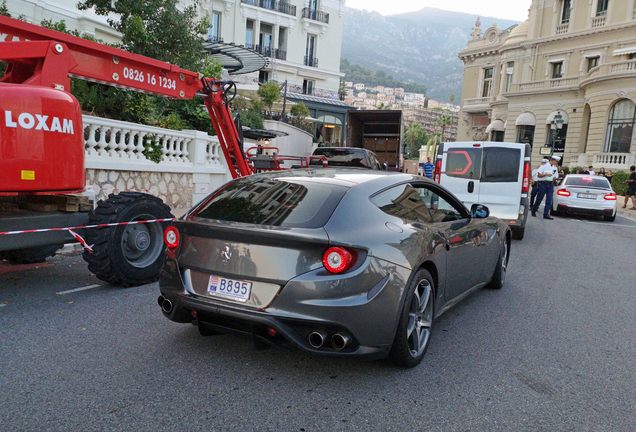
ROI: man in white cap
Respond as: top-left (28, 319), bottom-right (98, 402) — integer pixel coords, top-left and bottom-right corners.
top-left (531, 158), bottom-right (557, 219)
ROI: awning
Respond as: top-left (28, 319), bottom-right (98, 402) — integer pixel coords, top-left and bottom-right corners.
top-left (485, 119), bottom-right (505, 133)
top-left (613, 46), bottom-right (636, 56)
top-left (515, 112), bottom-right (536, 126)
top-left (203, 41), bottom-right (268, 75)
top-left (316, 114), bottom-right (343, 126)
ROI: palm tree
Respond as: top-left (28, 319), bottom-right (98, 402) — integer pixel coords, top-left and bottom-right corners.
top-left (437, 110), bottom-right (452, 142)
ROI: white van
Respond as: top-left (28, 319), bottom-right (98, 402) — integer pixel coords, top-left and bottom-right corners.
top-left (434, 142), bottom-right (531, 239)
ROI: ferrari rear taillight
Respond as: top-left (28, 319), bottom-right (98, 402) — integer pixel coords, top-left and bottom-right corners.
top-left (522, 161), bottom-right (531, 193)
top-left (163, 226), bottom-right (180, 249)
top-left (322, 247), bottom-right (355, 274)
top-left (433, 158), bottom-right (442, 183)
top-left (557, 189), bottom-right (571, 197)
top-left (604, 193), bottom-right (617, 201)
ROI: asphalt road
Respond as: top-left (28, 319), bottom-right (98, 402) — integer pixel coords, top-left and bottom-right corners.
top-left (1, 212), bottom-right (635, 432)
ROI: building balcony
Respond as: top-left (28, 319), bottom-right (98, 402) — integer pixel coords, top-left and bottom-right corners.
top-left (582, 60), bottom-right (636, 86)
top-left (509, 77), bottom-right (579, 93)
top-left (555, 22), bottom-right (569, 35)
top-left (304, 56), bottom-right (319, 67)
top-left (274, 48), bottom-right (287, 61)
top-left (240, 0), bottom-right (297, 17)
top-left (462, 96), bottom-right (492, 112)
top-left (591, 15), bottom-right (606, 28)
top-left (301, 7), bottom-right (330, 24)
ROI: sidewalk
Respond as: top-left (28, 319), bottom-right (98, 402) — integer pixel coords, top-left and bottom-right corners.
top-left (617, 195), bottom-right (636, 221)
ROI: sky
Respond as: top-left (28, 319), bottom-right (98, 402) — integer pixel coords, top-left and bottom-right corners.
top-left (345, 0), bottom-right (533, 22)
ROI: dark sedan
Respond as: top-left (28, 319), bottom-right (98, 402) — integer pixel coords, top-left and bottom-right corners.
top-left (159, 169), bottom-right (510, 367)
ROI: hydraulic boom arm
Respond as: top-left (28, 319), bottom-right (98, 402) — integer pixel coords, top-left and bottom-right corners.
top-left (0, 15), bottom-right (250, 178)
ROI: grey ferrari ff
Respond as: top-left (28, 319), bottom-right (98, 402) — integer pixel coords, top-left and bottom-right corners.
top-left (159, 169), bottom-right (510, 367)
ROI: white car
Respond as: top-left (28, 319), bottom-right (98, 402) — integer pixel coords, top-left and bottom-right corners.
top-left (552, 175), bottom-right (617, 221)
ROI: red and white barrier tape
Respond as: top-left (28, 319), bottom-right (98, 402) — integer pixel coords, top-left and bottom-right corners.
top-left (0, 217), bottom-right (176, 254)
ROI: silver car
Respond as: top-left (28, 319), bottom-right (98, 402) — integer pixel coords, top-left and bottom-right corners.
top-left (158, 169), bottom-right (510, 367)
top-left (552, 174), bottom-right (618, 221)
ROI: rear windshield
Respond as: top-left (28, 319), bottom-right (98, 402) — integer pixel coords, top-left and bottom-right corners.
top-left (445, 148), bottom-right (481, 180)
top-left (311, 148), bottom-right (369, 168)
top-left (192, 176), bottom-right (348, 228)
top-left (481, 148), bottom-right (520, 183)
top-left (565, 176), bottom-right (610, 189)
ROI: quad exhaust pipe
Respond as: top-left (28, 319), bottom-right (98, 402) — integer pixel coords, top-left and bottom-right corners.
top-left (308, 331), bottom-right (328, 349)
top-left (331, 333), bottom-right (350, 351)
top-left (158, 295), bottom-right (173, 314)
top-left (308, 331), bottom-right (351, 350)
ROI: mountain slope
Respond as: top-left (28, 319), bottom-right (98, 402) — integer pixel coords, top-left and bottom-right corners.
top-left (342, 7), bottom-right (520, 101)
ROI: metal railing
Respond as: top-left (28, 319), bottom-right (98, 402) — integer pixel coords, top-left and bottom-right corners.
top-left (302, 7), bottom-right (330, 24)
top-left (274, 48), bottom-right (287, 61)
top-left (241, 0), bottom-right (296, 16)
top-left (304, 56), bottom-right (319, 67)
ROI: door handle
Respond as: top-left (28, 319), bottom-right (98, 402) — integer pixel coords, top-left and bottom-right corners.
top-left (468, 181), bottom-right (474, 193)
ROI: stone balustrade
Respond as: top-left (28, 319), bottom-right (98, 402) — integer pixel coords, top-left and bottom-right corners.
top-left (593, 152), bottom-right (635, 169)
top-left (82, 115), bottom-right (230, 212)
top-left (591, 15), bottom-right (606, 28)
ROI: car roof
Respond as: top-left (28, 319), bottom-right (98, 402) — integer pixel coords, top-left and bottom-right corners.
top-left (247, 168), bottom-right (415, 188)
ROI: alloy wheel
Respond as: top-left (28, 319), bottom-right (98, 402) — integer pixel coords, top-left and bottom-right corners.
top-left (407, 279), bottom-right (433, 358)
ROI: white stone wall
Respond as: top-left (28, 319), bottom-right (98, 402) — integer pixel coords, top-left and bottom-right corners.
top-left (86, 170), bottom-right (194, 214)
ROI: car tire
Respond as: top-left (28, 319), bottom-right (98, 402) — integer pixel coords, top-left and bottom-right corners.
top-left (2, 244), bottom-right (62, 264)
top-left (511, 226), bottom-right (525, 240)
top-left (487, 240), bottom-right (508, 290)
top-left (389, 268), bottom-right (435, 368)
top-left (604, 213), bottom-right (616, 222)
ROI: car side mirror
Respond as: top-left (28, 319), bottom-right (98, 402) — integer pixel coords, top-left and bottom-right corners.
top-left (471, 204), bottom-right (490, 219)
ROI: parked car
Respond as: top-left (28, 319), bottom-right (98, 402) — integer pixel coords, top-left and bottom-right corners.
top-left (311, 147), bottom-right (383, 170)
top-left (159, 169), bottom-right (511, 368)
top-left (552, 174), bottom-right (618, 221)
top-left (434, 142), bottom-right (531, 240)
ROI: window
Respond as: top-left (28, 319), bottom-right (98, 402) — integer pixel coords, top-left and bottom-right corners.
top-left (208, 11), bottom-right (222, 41)
top-left (491, 130), bottom-right (505, 142)
top-left (516, 125), bottom-right (535, 148)
top-left (561, 0), bottom-right (572, 23)
top-left (549, 124), bottom-right (568, 152)
top-left (245, 20), bottom-right (254, 48)
top-left (302, 79), bottom-right (314, 95)
top-left (505, 62), bottom-right (514, 92)
top-left (605, 99), bottom-right (636, 153)
top-left (306, 34), bottom-right (317, 64)
top-left (482, 148), bottom-right (521, 183)
top-left (193, 176), bottom-right (348, 228)
top-left (445, 148), bottom-right (482, 180)
top-left (551, 61), bottom-right (563, 79)
top-left (597, 0), bottom-right (609, 16)
top-left (565, 177), bottom-right (611, 189)
top-left (587, 56), bottom-right (600, 72)
top-left (258, 71), bottom-right (269, 84)
top-left (481, 67), bottom-right (494, 97)
top-left (371, 184), bottom-right (466, 224)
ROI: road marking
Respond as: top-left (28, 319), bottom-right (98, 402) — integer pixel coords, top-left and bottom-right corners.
top-left (56, 284), bottom-right (103, 295)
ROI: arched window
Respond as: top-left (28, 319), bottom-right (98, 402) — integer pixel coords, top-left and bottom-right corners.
top-left (605, 99), bottom-right (635, 153)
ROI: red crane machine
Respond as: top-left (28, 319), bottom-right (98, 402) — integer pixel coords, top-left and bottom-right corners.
top-left (0, 15), bottom-right (307, 285)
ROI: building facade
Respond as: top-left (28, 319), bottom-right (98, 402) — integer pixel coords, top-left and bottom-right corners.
top-left (4, 0), bottom-right (119, 42)
top-left (458, 0), bottom-right (636, 170)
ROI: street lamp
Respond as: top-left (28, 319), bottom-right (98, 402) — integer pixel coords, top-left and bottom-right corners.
top-left (542, 112), bottom-right (564, 156)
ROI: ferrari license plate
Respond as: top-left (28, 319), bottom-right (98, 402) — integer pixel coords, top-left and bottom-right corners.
top-left (577, 193), bottom-right (596, 200)
top-left (207, 275), bottom-right (252, 302)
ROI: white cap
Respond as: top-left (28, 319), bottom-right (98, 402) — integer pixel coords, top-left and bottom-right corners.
top-left (551, 155), bottom-right (561, 162)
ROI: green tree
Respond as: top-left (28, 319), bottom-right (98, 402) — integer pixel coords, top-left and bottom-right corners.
top-left (404, 123), bottom-right (427, 160)
top-left (0, 0), bottom-right (10, 16)
top-left (77, 0), bottom-right (208, 71)
top-left (426, 133), bottom-right (440, 158)
top-left (290, 102), bottom-right (310, 118)
top-left (257, 81), bottom-right (281, 115)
